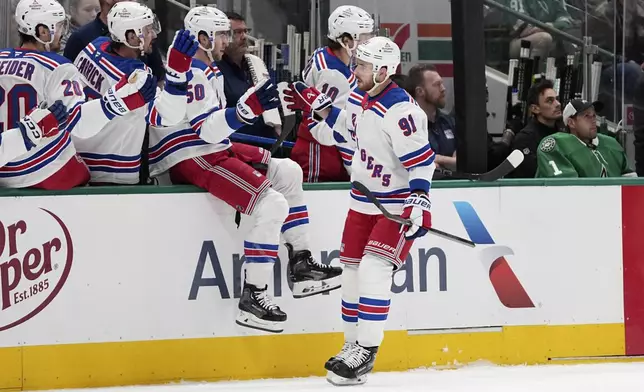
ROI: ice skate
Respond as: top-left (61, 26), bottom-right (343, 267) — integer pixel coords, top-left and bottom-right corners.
top-left (324, 341), bottom-right (358, 371)
top-left (286, 243), bottom-right (342, 298)
top-left (236, 283), bottom-right (287, 333)
top-left (326, 345), bottom-right (378, 386)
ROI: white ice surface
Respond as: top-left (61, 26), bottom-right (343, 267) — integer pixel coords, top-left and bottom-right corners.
top-left (40, 362), bottom-right (644, 392)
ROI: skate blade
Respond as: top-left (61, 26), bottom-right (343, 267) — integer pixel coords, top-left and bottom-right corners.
top-left (292, 275), bottom-right (341, 299)
top-left (326, 370), bottom-right (367, 386)
top-left (235, 310), bottom-right (284, 333)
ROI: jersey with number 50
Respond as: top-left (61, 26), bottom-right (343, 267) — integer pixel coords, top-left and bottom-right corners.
top-left (310, 83), bottom-right (436, 215)
top-left (148, 59), bottom-right (245, 177)
top-left (0, 48), bottom-right (119, 188)
top-left (300, 46), bottom-right (357, 169)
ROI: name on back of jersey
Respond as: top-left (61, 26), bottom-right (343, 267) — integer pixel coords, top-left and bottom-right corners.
top-left (76, 57), bottom-right (106, 92)
top-left (0, 60), bottom-right (36, 81)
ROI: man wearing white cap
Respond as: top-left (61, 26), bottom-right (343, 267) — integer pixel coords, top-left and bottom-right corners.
top-left (536, 99), bottom-right (635, 177)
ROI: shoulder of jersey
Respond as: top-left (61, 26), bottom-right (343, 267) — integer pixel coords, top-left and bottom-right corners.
top-left (596, 133), bottom-right (624, 150)
top-left (84, 37), bottom-right (150, 79)
top-left (313, 47), bottom-right (354, 81)
top-left (347, 87), bottom-right (365, 107)
top-left (539, 132), bottom-right (573, 153)
top-left (190, 58), bottom-right (222, 81)
top-left (371, 86), bottom-right (417, 118)
top-left (0, 48), bottom-right (71, 72)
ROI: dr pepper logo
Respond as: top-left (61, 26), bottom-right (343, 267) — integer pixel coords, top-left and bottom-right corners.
top-left (0, 208), bottom-right (73, 331)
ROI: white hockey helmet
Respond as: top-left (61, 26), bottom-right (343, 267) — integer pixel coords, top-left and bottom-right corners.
top-left (355, 37), bottom-right (400, 93)
top-left (108, 1), bottom-right (161, 51)
top-left (356, 36), bottom-right (400, 77)
top-left (184, 6), bottom-right (230, 55)
top-left (327, 5), bottom-right (374, 44)
top-left (15, 0), bottom-right (67, 48)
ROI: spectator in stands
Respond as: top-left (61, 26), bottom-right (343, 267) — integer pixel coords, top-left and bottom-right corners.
top-left (63, 0), bottom-right (166, 82)
top-left (509, 79), bottom-right (563, 178)
top-left (536, 99), bottom-right (634, 177)
top-left (499, 0), bottom-right (574, 59)
top-left (59, 0), bottom-right (100, 54)
top-left (588, 0), bottom-right (644, 122)
top-left (217, 12), bottom-right (278, 139)
top-left (405, 64), bottom-right (457, 172)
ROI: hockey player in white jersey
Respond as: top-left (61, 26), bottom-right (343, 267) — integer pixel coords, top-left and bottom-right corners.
top-left (148, 6), bottom-right (342, 334)
top-left (288, 37), bottom-right (435, 385)
top-left (0, 101), bottom-right (67, 167)
top-left (73, 1), bottom-right (199, 184)
top-left (0, 0), bottom-right (160, 189)
top-left (288, 5), bottom-right (374, 182)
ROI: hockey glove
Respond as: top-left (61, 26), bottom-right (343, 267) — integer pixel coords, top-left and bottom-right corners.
top-left (400, 193), bottom-right (432, 240)
top-left (236, 78), bottom-right (280, 124)
top-left (18, 101), bottom-right (68, 150)
top-left (283, 81), bottom-right (332, 116)
top-left (166, 29), bottom-right (199, 86)
top-left (101, 70), bottom-right (157, 118)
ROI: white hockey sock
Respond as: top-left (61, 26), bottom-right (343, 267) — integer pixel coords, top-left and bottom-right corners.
top-left (244, 188), bottom-right (289, 287)
top-left (341, 264), bottom-right (359, 343)
top-left (357, 254), bottom-right (394, 348)
top-left (267, 158), bottom-right (310, 251)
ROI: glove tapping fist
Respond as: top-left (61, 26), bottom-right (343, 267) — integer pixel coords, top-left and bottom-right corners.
top-left (236, 78), bottom-right (280, 124)
top-left (18, 100), bottom-right (68, 149)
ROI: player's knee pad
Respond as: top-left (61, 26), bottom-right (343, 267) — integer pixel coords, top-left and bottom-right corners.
top-left (268, 158), bottom-right (304, 194)
top-left (341, 264), bottom-right (359, 300)
top-left (358, 254), bottom-right (394, 299)
top-left (253, 188), bottom-right (289, 227)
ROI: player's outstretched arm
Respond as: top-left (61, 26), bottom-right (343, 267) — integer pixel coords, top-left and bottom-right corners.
top-left (535, 137), bottom-right (578, 178)
top-left (188, 78), bottom-right (280, 144)
top-left (284, 81), bottom-right (350, 146)
top-left (145, 29), bottom-right (200, 127)
top-left (0, 101), bottom-right (68, 167)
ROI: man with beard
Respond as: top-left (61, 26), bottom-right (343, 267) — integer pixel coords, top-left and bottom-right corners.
top-left (509, 79), bottom-right (563, 178)
top-left (217, 12), bottom-right (277, 138)
top-left (536, 99), bottom-right (634, 177)
top-left (405, 64), bottom-right (456, 172)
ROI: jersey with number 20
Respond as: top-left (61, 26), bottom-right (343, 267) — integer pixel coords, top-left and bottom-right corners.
top-left (0, 48), bottom-right (115, 188)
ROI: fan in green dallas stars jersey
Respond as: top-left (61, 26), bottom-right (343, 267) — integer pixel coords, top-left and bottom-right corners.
top-left (536, 99), bottom-right (635, 178)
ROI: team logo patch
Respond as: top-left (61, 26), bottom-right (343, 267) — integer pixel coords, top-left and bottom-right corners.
top-left (540, 137), bottom-right (556, 152)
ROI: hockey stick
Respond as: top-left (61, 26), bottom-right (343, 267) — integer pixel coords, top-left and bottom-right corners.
top-left (435, 149), bottom-right (524, 181)
top-left (230, 133), bottom-right (295, 149)
top-left (351, 181), bottom-right (475, 248)
top-left (270, 114), bottom-right (297, 155)
top-left (270, 81), bottom-right (300, 155)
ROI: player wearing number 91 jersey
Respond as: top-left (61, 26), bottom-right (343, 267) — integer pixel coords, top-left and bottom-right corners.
top-left (0, 0), bottom-right (158, 189)
top-left (290, 37), bottom-right (436, 385)
top-left (288, 5), bottom-right (374, 183)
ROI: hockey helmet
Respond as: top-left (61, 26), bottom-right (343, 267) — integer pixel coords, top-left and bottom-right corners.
top-left (108, 1), bottom-right (161, 51)
top-left (15, 0), bottom-right (67, 48)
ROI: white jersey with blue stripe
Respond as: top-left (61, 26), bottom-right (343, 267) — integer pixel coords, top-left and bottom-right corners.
top-left (312, 82), bottom-right (436, 215)
top-left (73, 37), bottom-right (188, 184)
top-left (0, 48), bottom-right (117, 188)
top-left (302, 47), bottom-right (357, 169)
top-left (149, 59), bottom-right (243, 177)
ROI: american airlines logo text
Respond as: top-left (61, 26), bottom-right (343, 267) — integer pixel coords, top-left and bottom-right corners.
top-left (189, 241), bottom-right (447, 300)
top-left (189, 201), bottom-right (534, 309)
